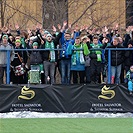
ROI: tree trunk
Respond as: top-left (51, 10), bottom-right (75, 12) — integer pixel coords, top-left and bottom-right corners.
top-left (0, 0), bottom-right (4, 27)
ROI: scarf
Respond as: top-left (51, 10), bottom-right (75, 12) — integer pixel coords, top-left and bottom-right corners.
top-left (45, 41), bottom-right (55, 62)
top-left (91, 44), bottom-right (102, 61)
top-left (72, 44), bottom-right (85, 65)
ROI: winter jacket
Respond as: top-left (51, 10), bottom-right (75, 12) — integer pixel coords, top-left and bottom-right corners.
top-left (105, 44), bottom-right (125, 66)
top-left (124, 47), bottom-right (133, 68)
top-left (11, 46), bottom-right (28, 67)
top-left (0, 43), bottom-right (14, 66)
top-left (40, 32), bottom-right (62, 62)
top-left (126, 70), bottom-right (133, 81)
top-left (30, 51), bottom-right (42, 65)
top-left (67, 43), bottom-right (89, 71)
top-left (60, 31), bottom-right (80, 59)
top-left (88, 43), bottom-right (104, 61)
top-left (123, 34), bottom-right (131, 48)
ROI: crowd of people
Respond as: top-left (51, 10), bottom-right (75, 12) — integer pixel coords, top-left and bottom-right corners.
top-left (0, 22), bottom-right (133, 92)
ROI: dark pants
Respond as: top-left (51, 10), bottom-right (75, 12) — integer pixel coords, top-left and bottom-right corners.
top-left (43, 61), bottom-right (55, 84)
top-left (71, 70), bottom-right (85, 84)
top-left (11, 68), bottom-right (28, 84)
top-left (60, 59), bottom-right (71, 84)
top-left (12, 73), bottom-right (27, 84)
top-left (90, 59), bottom-right (102, 83)
top-left (85, 66), bottom-right (91, 83)
top-left (120, 63), bottom-right (125, 83)
top-left (0, 67), bottom-right (6, 84)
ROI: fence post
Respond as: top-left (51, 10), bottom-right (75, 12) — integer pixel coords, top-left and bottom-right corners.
top-left (108, 49), bottom-right (111, 83)
top-left (6, 50), bottom-right (10, 84)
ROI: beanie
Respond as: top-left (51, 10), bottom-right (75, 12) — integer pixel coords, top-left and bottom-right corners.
top-left (2, 34), bottom-right (8, 40)
top-left (46, 34), bottom-right (52, 38)
top-left (32, 42), bottom-right (38, 47)
top-left (44, 30), bottom-right (50, 34)
top-left (15, 39), bottom-right (21, 43)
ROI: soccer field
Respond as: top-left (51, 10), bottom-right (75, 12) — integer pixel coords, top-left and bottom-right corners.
top-left (0, 118), bottom-right (133, 133)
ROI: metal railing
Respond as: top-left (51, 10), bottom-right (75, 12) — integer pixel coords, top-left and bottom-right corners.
top-left (106, 48), bottom-right (133, 83)
top-left (0, 48), bottom-right (132, 84)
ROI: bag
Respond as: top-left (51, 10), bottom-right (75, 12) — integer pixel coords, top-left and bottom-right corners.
top-left (14, 64), bottom-right (25, 76)
top-left (14, 52), bottom-right (26, 76)
top-left (28, 70), bottom-right (41, 84)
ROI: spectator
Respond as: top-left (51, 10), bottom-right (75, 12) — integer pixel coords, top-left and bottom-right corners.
top-left (88, 36), bottom-right (104, 84)
top-left (124, 43), bottom-right (133, 72)
top-left (40, 31), bottom-right (62, 84)
top-left (81, 36), bottom-right (91, 83)
top-left (101, 37), bottom-right (111, 83)
top-left (105, 37), bottom-right (125, 84)
top-left (123, 27), bottom-right (132, 48)
top-left (118, 36), bottom-right (125, 83)
top-left (118, 37), bottom-right (124, 46)
top-left (125, 65), bottom-right (133, 95)
top-left (0, 35), bottom-right (14, 84)
top-left (60, 21), bottom-right (80, 84)
top-left (29, 42), bottom-right (43, 70)
top-left (11, 39), bottom-right (28, 84)
top-left (67, 37), bottom-right (89, 84)
top-left (8, 35), bottom-right (15, 47)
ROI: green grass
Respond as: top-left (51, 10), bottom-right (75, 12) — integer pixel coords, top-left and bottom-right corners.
top-left (0, 118), bottom-right (133, 133)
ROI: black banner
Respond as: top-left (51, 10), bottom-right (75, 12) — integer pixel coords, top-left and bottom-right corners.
top-left (0, 84), bottom-right (133, 113)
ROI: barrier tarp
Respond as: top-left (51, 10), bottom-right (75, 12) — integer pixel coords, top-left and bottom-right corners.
top-left (0, 84), bottom-right (133, 113)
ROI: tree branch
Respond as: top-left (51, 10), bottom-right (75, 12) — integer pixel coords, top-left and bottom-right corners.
top-left (71, 0), bottom-right (97, 26)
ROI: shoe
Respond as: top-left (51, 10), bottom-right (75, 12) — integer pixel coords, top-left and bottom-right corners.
top-left (111, 76), bottom-right (115, 84)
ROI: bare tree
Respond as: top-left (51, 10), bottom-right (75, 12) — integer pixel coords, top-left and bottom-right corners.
top-left (0, 0), bottom-right (42, 29)
top-left (68, 0), bottom-right (127, 30)
top-left (0, 0), bottom-right (6, 27)
top-left (126, 0), bottom-right (133, 26)
top-left (42, 0), bottom-right (68, 29)
top-left (0, 0), bottom-right (132, 31)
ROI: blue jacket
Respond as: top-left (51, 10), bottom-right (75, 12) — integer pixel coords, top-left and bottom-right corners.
top-left (60, 31), bottom-right (80, 59)
top-left (67, 43), bottom-right (89, 71)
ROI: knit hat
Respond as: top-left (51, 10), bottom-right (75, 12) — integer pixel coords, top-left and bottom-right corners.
top-left (15, 39), bottom-right (21, 43)
top-left (32, 42), bottom-right (38, 47)
top-left (2, 34), bottom-right (8, 40)
top-left (44, 30), bottom-right (50, 34)
top-left (46, 34), bottom-right (52, 38)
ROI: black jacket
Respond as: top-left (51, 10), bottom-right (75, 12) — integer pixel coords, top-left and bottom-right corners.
top-left (105, 44), bottom-right (125, 66)
top-left (123, 34), bottom-right (131, 48)
top-left (11, 46), bottom-right (28, 66)
top-left (40, 32), bottom-right (62, 62)
top-left (124, 48), bottom-right (133, 67)
top-left (30, 51), bottom-right (42, 65)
